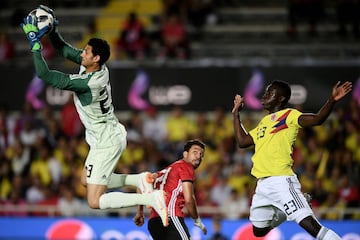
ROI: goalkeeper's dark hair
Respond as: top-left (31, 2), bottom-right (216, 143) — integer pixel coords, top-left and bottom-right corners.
top-left (88, 38), bottom-right (110, 66)
top-left (184, 139), bottom-right (206, 152)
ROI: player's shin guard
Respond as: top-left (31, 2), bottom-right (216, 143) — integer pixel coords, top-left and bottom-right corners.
top-left (316, 227), bottom-right (342, 240)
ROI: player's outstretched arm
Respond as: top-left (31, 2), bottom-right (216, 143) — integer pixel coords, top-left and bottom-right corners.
top-left (232, 94), bottom-right (254, 148)
top-left (40, 5), bottom-right (82, 64)
top-left (299, 81), bottom-right (352, 128)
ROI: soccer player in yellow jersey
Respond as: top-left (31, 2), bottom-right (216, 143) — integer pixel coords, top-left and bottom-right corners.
top-left (232, 80), bottom-right (352, 240)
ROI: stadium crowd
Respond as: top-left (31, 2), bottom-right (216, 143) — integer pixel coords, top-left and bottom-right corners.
top-left (0, 96), bottom-right (359, 220)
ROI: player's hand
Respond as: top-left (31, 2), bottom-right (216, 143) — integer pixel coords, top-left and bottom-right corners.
top-left (194, 217), bottom-right (207, 235)
top-left (133, 212), bottom-right (145, 227)
top-left (331, 81), bottom-right (352, 101)
top-left (232, 94), bottom-right (245, 113)
top-left (21, 15), bottom-right (43, 51)
top-left (39, 5), bottom-right (59, 30)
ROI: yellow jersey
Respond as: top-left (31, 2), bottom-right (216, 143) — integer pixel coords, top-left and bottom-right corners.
top-left (249, 108), bottom-right (302, 179)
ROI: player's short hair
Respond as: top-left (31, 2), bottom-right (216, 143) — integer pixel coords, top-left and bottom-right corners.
top-left (87, 38), bottom-right (110, 66)
top-left (184, 139), bottom-right (206, 152)
top-left (272, 80), bottom-right (291, 104)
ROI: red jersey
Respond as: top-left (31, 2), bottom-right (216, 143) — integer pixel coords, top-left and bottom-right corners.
top-left (149, 159), bottom-right (195, 219)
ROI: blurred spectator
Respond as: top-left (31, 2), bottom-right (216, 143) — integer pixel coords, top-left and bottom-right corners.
top-left (232, 147), bottom-right (253, 170)
top-left (0, 158), bottom-right (12, 200)
top-left (60, 95), bottom-right (83, 139)
top-left (162, 0), bottom-right (189, 21)
top-left (0, 32), bottom-right (15, 61)
top-left (58, 187), bottom-right (84, 217)
top-left (43, 116), bottom-right (63, 149)
top-left (125, 110), bottom-right (144, 138)
top-left (286, 0), bottom-right (325, 36)
top-left (187, 0), bottom-right (218, 29)
top-left (33, 188), bottom-right (59, 216)
top-left (142, 107), bottom-right (167, 149)
top-left (16, 102), bottom-right (46, 144)
top-left (195, 184), bottom-right (218, 218)
top-left (208, 216), bottom-right (229, 240)
top-left (78, 20), bottom-right (99, 49)
top-left (115, 12), bottom-right (150, 60)
top-left (310, 178), bottom-right (328, 208)
top-left (30, 140), bottom-right (61, 188)
top-left (120, 130), bottom-right (145, 171)
top-left (221, 188), bottom-right (249, 220)
top-left (227, 162), bottom-right (253, 196)
top-left (165, 106), bottom-right (197, 158)
top-left (3, 190), bottom-right (28, 216)
top-left (158, 13), bottom-right (191, 60)
top-left (318, 192), bottom-right (345, 220)
top-left (299, 161), bottom-right (317, 194)
top-left (26, 174), bottom-right (45, 204)
top-left (335, 0), bottom-right (360, 37)
top-left (0, 104), bottom-right (18, 154)
top-left (194, 111), bottom-right (208, 140)
top-left (337, 175), bottom-right (360, 219)
top-left (40, 36), bottom-right (55, 61)
top-left (204, 106), bottom-right (233, 146)
top-left (9, 137), bottom-right (31, 177)
top-left (210, 175), bottom-right (232, 206)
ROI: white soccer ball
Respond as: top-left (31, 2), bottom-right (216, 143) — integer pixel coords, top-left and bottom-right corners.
top-left (28, 7), bottom-right (54, 34)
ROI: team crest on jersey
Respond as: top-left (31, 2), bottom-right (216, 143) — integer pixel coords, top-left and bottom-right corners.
top-left (270, 114), bottom-right (277, 121)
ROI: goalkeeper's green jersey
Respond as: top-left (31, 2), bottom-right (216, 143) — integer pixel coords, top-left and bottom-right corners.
top-left (248, 108), bottom-right (302, 179)
top-left (33, 31), bottom-right (123, 148)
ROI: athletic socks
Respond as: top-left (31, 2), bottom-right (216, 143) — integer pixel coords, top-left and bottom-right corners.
top-left (316, 227), bottom-right (342, 240)
top-left (124, 173), bottom-right (141, 187)
top-left (107, 173), bottom-right (141, 189)
top-left (99, 191), bottom-right (150, 209)
top-left (107, 173), bottom-right (127, 189)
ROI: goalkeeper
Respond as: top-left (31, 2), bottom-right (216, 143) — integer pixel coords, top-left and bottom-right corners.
top-left (21, 5), bottom-right (169, 227)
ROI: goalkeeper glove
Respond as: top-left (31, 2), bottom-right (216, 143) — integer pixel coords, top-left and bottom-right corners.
top-left (21, 15), bottom-right (50, 51)
top-left (194, 217), bottom-right (207, 235)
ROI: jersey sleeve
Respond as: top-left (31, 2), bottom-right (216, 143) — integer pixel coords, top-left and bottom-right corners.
top-left (178, 163), bottom-right (195, 182)
top-left (288, 109), bottom-right (302, 128)
top-left (48, 30), bottom-right (82, 64)
top-left (33, 51), bottom-right (91, 92)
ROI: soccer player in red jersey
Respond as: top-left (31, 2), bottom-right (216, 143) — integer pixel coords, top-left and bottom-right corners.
top-left (133, 139), bottom-right (207, 240)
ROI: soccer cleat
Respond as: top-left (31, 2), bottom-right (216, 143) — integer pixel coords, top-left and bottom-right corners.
top-left (151, 190), bottom-right (169, 227)
top-left (139, 172), bottom-right (154, 194)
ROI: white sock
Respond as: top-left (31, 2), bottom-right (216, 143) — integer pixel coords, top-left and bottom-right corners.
top-left (124, 173), bottom-right (142, 187)
top-left (107, 173), bottom-right (127, 189)
top-left (270, 208), bottom-right (287, 228)
top-left (316, 227), bottom-right (342, 240)
top-left (99, 192), bottom-right (151, 209)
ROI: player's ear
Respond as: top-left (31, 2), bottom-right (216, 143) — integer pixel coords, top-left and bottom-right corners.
top-left (93, 55), bottom-right (100, 63)
top-left (183, 151), bottom-right (188, 158)
top-left (279, 95), bottom-right (287, 105)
